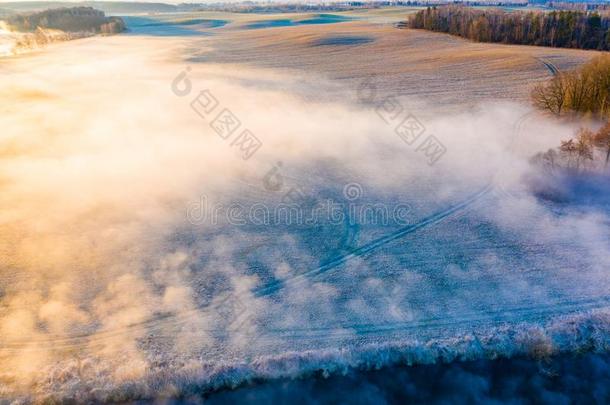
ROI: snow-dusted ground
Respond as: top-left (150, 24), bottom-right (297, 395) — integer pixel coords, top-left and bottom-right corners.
top-left (0, 13), bottom-right (608, 402)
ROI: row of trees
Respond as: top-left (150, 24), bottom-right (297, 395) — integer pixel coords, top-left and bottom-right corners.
top-left (532, 55), bottom-right (610, 119)
top-left (408, 6), bottom-right (610, 50)
top-left (532, 123), bottom-right (610, 173)
top-left (531, 55), bottom-right (610, 174)
top-left (5, 7), bottom-right (125, 34)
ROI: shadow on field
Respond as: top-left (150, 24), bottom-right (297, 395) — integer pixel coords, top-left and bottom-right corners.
top-left (312, 35), bottom-right (374, 46)
top-left (122, 16), bottom-right (227, 37)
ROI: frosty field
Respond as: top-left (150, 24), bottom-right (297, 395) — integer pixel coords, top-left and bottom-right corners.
top-left (0, 10), bottom-right (609, 402)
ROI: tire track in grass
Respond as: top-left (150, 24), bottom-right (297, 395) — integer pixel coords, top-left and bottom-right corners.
top-left (4, 292), bottom-right (608, 351)
top-left (535, 57), bottom-right (559, 76)
top-left (260, 295), bottom-right (610, 340)
top-left (7, 291), bottom-right (608, 351)
top-left (0, 71), bottom-right (581, 351)
top-left (0, 184), bottom-right (494, 351)
top-left (252, 183), bottom-right (495, 297)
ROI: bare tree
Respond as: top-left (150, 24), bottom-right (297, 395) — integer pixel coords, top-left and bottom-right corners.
top-left (531, 148), bottom-right (559, 173)
top-left (559, 139), bottom-right (578, 169)
top-left (532, 76), bottom-right (567, 116)
top-left (566, 70), bottom-right (593, 113)
top-left (531, 55), bottom-right (610, 119)
top-left (575, 128), bottom-right (595, 170)
top-left (532, 123), bottom-right (610, 175)
top-left (593, 122), bottom-right (610, 167)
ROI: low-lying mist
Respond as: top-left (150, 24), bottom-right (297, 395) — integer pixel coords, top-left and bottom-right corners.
top-left (0, 35), bottom-right (609, 402)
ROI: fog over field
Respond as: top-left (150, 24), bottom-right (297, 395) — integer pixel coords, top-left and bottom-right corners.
top-left (0, 11), bottom-right (609, 403)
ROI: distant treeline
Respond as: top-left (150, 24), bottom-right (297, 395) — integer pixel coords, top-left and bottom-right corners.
top-left (5, 7), bottom-right (125, 34)
top-left (549, 2), bottom-right (610, 12)
top-left (408, 6), bottom-right (610, 50)
top-left (0, 1), bottom-right (531, 16)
